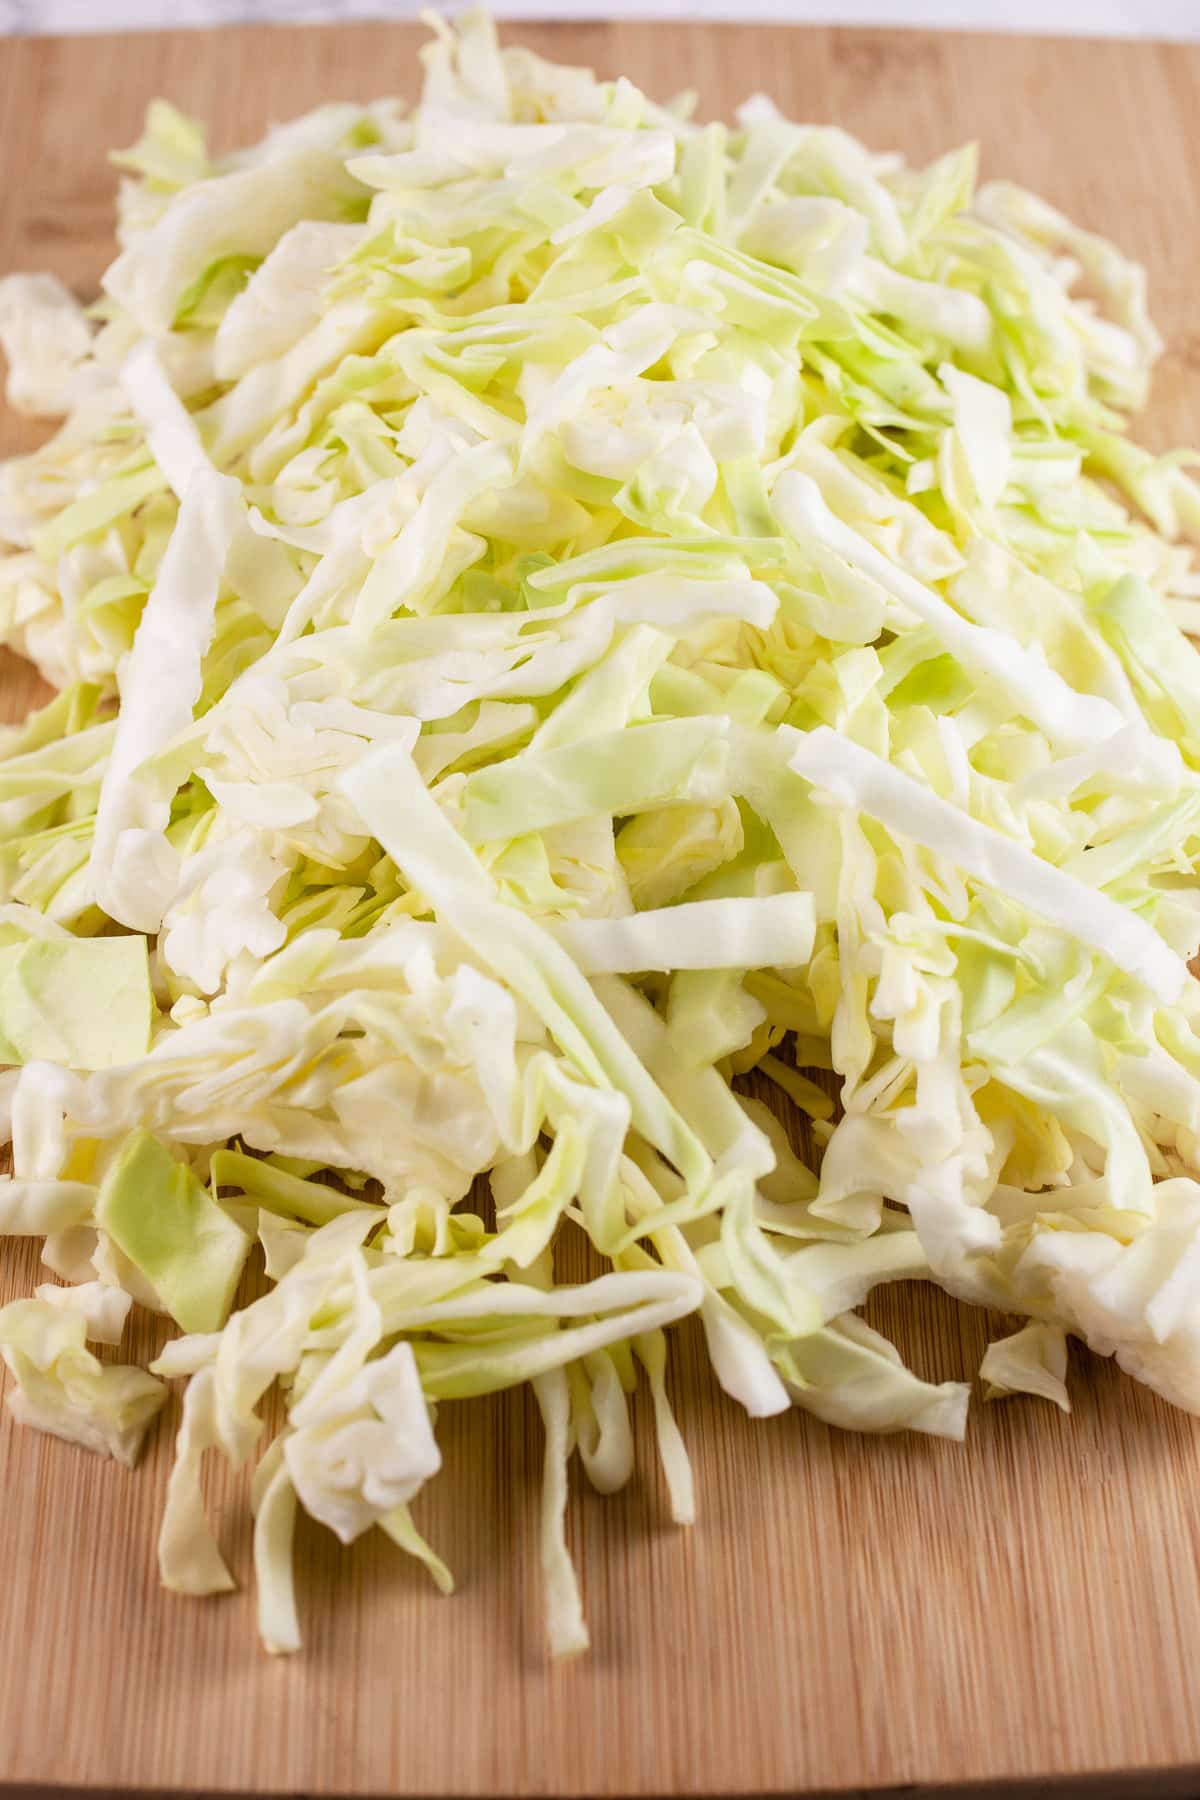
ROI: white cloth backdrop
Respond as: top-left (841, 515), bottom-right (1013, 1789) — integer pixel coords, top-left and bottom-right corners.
top-left (1, 0), bottom-right (1198, 35)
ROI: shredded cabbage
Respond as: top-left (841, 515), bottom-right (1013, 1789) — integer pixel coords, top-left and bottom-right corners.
top-left (3, 7), bottom-right (1200, 1658)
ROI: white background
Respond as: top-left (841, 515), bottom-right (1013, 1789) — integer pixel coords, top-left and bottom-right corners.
top-left (1, 0), bottom-right (1198, 36)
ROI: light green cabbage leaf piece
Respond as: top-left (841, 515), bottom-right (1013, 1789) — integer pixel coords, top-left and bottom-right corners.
top-left (980, 1322), bottom-right (1071, 1412)
top-left (95, 1129), bottom-right (251, 1333)
top-left (0, 1296), bottom-right (165, 1465)
top-left (0, 935), bottom-right (153, 1068)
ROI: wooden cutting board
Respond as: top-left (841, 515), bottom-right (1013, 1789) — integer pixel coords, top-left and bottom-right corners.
top-left (3, 19), bottom-right (1200, 1800)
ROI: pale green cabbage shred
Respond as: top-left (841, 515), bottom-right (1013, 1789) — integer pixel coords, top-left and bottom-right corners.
top-left (2, 9), bottom-right (1200, 1656)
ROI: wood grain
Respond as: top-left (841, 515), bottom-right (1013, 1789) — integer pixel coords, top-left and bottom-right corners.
top-left (2, 20), bottom-right (1200, 1800)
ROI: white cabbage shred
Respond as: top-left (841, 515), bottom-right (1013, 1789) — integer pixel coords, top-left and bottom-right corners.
top-left (2, 8), bottom-right (1200, 1655)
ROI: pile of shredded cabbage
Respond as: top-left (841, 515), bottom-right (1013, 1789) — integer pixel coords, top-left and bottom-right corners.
top-left (2, 9), bottom-right (1200, 1657)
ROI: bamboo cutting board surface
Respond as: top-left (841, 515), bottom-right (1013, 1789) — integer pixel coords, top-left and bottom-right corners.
top-left (3, 20), bottom-right (1200, 1800)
